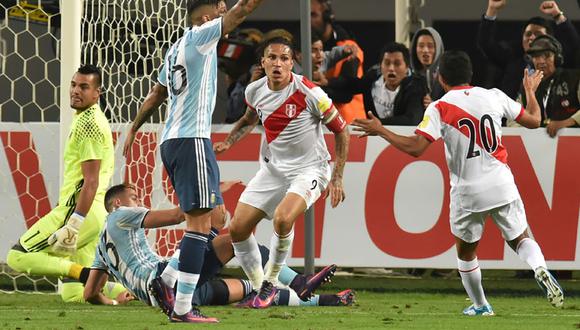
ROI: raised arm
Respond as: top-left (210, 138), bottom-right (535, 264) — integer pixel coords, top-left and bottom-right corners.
top-left (477, 0), bottom-right (514, 68)
top-left (214, 107), bottom-right (260, 154)
top-left (516, 69), bottom-right (543, 128)
top-left (123, 83), bottom-right (168, 157)
top-left (222, 0), bottom-right (264, 36)
top-left (352, 112), bottom-right (431, 157)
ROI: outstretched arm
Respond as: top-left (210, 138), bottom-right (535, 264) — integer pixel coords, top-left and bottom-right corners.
top-left (214, 107), bottom-right (260, 153)
top-left (123, 83), bottom-right (168, 157)
top-left (352, 112), bottom-right (431, 157)
top-left (142, 208), bottom-right (184, 228)
top-left (222, 0), bottom-right (264, 36)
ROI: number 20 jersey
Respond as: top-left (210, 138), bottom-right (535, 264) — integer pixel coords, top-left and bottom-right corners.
top-left (415, 86), bottom-right (525, 212)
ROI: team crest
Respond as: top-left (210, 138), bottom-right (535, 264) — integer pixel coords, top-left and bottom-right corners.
top-left (285, 104), bottom-right (297, 118)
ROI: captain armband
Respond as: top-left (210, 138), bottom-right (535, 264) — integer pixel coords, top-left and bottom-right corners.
top-left (322, 106), bottom-right (347, 133)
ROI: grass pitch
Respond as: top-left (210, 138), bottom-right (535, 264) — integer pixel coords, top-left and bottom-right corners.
top-left (1, 270), bottom-right (579, 330)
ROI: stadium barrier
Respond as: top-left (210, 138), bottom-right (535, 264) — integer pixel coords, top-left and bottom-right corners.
top-left (1, 124), bottom-right (578, 271)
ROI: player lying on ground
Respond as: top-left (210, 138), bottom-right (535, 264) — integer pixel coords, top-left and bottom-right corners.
top-left (83, 183), bottom-right (354, 321)
top-left (352, 50), bottom-right (563, 316)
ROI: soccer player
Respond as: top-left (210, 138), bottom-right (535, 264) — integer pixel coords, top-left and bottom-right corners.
top-left (352, 50), bottom-right (564, 316)
top-left (83, 183), bottom-right (354, 321)
top-left (6, 65), bottom-right (124, 302)
top-left (213, 37), bottom-right (350, 308)
top-left (121, 0), bottom-right (264, 322)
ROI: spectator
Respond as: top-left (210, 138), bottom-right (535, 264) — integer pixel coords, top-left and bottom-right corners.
top-left (518, 35), bottom-right (580, 137)
top-left (218, 28), bottom-right (264, 123)
top-left (311, 0), bottom-right (365, 123)
top-left (410, 27), bottom-right (445, 108)
top-left (346, 42), bottom-right (427, 125)
top-left (477, 0), bottom-right (580, 100)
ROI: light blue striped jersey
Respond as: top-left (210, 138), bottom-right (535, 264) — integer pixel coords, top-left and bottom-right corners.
top-left (92, 206), bottom-right (162, 304)
top-left (158, 17), bottom-right (222, 143)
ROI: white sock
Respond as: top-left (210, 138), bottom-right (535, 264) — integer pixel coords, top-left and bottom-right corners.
top-left (232, 234), bottom-right (264, 290)
top-left (516, 238), bottom-right (547, 271)
top-left (161, 249), bottom-right (180, 288)
top-left (173, 272), bottom-right (199, 315)
top-left (265, 230), bottom-right (294, 285)
top-left (457, 257), bottom-right (488, 307)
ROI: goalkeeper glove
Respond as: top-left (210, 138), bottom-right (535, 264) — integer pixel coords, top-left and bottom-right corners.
top-left (48, 212), bottom-right (84, 256)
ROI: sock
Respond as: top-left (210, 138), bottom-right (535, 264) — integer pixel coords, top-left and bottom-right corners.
top-left (239, 279), bottom-right (253, 296)
top-left (232, 234), bottom-right (264, 290)
top-left (258, 243), bottom-right (299, 286)
top-left (265, 230), bottom-right (294, 284)
top-left (68, 264), bottom-right (84, 280)
top-left (174, 231), bottom-right (208, 316)
top-left (162, 250), bottom-right (180, 288)
top-left (6, 249), bottom-right (75, 278)
top-left (516, 238), bottom-right (547, 271)
top-left (198, 241), bottom-right (224, 286)
top-left (457, 257), bottom-right (488, 308)
top-left (209, 227), bottom-right (219, 241)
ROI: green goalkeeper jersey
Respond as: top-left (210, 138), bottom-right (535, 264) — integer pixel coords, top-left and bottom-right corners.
top-left (60, 104), bottom-right (114, 207)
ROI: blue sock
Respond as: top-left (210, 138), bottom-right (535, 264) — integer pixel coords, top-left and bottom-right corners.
top-left (174, 231), bottom-right (208, 315)
top-left (198, 241), bottom-right (223, 286)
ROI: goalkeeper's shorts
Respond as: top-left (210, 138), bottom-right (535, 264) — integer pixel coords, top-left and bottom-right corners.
top-left (18, 202), bottom-right (107, 253)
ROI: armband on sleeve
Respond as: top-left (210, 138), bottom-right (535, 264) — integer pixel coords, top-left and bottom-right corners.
top-left (322, 107), bottom-right (346, 133)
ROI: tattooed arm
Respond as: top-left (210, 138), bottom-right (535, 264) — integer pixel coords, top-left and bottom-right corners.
top-left (222, 0), bottom-right (264, 36)
top-left (214, 107), bottom-right (260, 153)
top-left (327, 127), bottom-right (349, 208)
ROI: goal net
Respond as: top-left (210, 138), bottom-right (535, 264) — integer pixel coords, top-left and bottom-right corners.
top-left (0, 0), bottom-right (190, 293)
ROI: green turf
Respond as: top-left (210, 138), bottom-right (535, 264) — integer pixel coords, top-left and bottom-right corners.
top-left (1, 273), bottom-right (579, 330)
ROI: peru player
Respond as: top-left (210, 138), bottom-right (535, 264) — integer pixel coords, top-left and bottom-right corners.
top-left (352, 50), bottom-right (563, 315)
top-left (214, 37), bottom-right (349, 309)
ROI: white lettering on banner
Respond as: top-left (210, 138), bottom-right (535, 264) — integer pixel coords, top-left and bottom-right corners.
top-left (0, 124), bottom-right (579, 269)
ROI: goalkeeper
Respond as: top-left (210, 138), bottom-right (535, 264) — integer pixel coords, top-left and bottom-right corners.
top-left (6, 65), bottom-right (124, 302)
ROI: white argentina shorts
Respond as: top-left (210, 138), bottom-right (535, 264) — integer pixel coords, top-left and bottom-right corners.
top-left (450, 198), bottom-right (528, 243)
top-left (239, 162), bottom-right (331, 219)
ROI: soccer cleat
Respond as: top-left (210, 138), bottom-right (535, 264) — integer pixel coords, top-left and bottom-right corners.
top-left (148, 277), bottom-right (175, 316)
top-left (462, 304), bottom-right (495, 316)
top-left (335, 289), bottom-right (355, 306)
top-left (251, 280), bottom-right (278, 309)
top-left (169, 308), bottom-right (219, 323)
top-left (234, 291), bottom-right (257, 308)
top-left (534, 266), bottom-right (564, 308)
top-left (295, 264), bottom-right (337, 301)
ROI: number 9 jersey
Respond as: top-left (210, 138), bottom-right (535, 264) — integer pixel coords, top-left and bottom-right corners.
top-left (415, 86), bottom-right (525, 212)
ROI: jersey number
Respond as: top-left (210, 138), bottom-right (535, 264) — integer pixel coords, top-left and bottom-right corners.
top-left (106, 242), bottom-right (120, 272)
top-left (458, 114), bottom-right (498, 159)
top-left (170, 64), bottom-right (187, 96)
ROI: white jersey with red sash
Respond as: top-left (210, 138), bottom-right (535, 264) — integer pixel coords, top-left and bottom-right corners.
top-left (245, 73), bottom-right (338, 174)
top-left (415, 86), bottom-right (525, 212)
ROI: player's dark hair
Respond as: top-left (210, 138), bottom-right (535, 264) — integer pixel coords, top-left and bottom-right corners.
top-left (77, 64), bottom-right (102, 87)
top-left (104, 183), bottom-right (135, 212)
top-left (187, 0), bottom-right (220, 15)
top-left (438, 50), bottom-right (473, 87)
top-left (523, 16), bottom-right (554, 37)
top-left (379, 42), bottom-right (410, 67)
top-left (262, 36), bottom-right (295, 56)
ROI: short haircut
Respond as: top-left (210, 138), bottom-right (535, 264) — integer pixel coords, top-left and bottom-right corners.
top-left (379, 42), bottom-right (410, 66)
top-left (104, 183), bottom-right (135, 212)
top-left (262, 36), bottom-right (295, 56)
top-left (311, 30), bottom-right (323, 44)
top-left (438, 50), bottom-right (473, 87)
top-left (187, 0), bottom-right (220, 15)
top-left (77, 64), bottom-right (102, 87)
top-left (523, 16), bottom-right (554, 36)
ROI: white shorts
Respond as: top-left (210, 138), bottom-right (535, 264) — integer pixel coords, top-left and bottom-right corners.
top-left (450, 198), bottom-right (528, 243)
top-left (239, 163), bottom-right (331, 219)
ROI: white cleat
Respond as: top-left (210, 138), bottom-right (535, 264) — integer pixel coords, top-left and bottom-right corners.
top-left (534, 266), bottom-right (564, 308)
